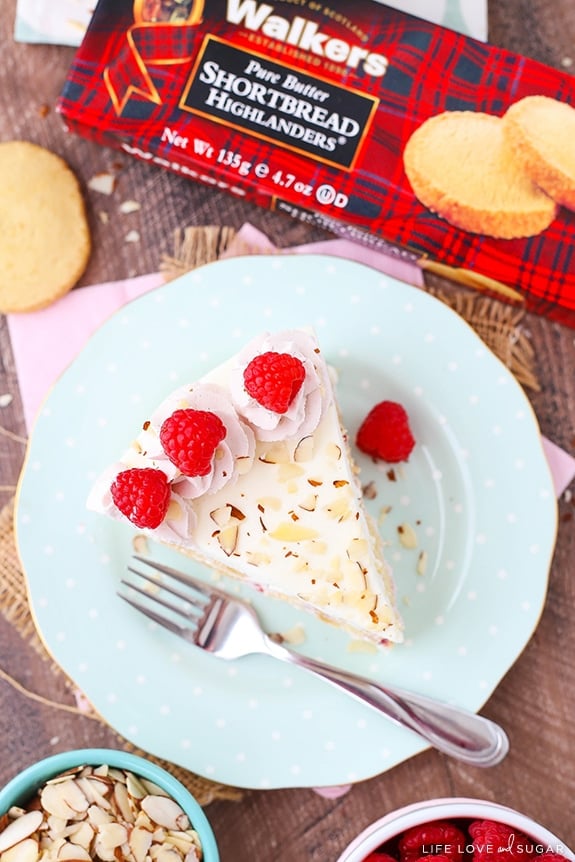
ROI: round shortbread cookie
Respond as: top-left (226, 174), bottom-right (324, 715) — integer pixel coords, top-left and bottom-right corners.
top-left (503, 95), bottom-right (575, 212)
top-left (403, 111), bottom-right (557, 239)
top-left (0, 141), bottom-right (91, 313)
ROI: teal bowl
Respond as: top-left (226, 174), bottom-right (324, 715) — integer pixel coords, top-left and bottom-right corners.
top-left (0, 748), bottom-right (219, 862)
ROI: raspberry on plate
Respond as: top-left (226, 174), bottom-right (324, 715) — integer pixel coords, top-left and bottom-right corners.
top-left (356, 399), bottom-right (416, 463)
top-left (110, 467), bottom-right (170, 529)
top-left (160, 409), bottom-right (227, 477)
top-left (243, 351), bottom-right (306, 414)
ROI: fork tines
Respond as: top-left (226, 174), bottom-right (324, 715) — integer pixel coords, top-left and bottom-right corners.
top-left (119, 555), bottom-right (213, 636)
top-left (130, 555), bottom-right (232, 601)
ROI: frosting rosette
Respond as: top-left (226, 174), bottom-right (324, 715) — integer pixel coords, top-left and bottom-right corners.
top-left (88, 383), bottom-right (255, 536)
top-left (86, 464), bottom-right (197, 543)
top-left (230, 330), bottom-right (332, 441)
top-left (144, 382), bottom-right (256, 498)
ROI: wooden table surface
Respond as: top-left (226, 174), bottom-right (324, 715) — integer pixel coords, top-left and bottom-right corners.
top-left (1, 1), bottom-right (575, 858)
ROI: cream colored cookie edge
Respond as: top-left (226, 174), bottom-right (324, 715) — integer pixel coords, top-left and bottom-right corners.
top-left (0, 141), bottom-right (91, 314)
top-left (503, 96), bottom-right (575, 212)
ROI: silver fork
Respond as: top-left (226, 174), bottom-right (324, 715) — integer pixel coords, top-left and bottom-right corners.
top-left (120, 555), bottom-right (509, 767)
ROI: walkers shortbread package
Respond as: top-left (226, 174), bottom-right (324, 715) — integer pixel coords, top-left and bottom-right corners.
top-left (57, 0), bottom-right (575, 326)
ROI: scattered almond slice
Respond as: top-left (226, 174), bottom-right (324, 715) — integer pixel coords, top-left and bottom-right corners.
top-left (347, 638), bottom-right (378, 654)
top-left (378, 505), bottom-right (392, 524)
top-left (277, 623), bottom-right (306, 645)
top-left (293, 435), bottom-right (314, 462)
top-left (397, 522), bottom-right (418, 549)
top-left (132, 534), bottom-right (149, 556)
top-left (210, 505), bottom-right (232, 527)
top-left (323, 497), bottom-right (351, 522)
top-left (269, 522), bottom-right (318, 542)
top-left (362, 480), bottom-right (377, 500)
top-left (235, 455), bottom-right (252, 475)
top-left (325, 442), bottom-right (342, 461)
top-left (87, 172), bottom-right (116, 195)
top-left (298, 493), bottom-right (317, 512)
top-left (119, 200), bottom-right (141, 214)
top-left (258, 441), bottom-right (290, 464)
top-left (416, 550), bottom-right (428, 575)
top-left (217, 523), bottom-right (239, 556)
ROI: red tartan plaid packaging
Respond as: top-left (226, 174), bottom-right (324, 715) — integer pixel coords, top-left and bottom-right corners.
top-left (57, 0), bottom-right (575, 326)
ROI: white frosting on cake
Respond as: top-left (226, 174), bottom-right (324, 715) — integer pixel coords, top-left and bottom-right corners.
top-left (88, 329), bottom-right (403, 644)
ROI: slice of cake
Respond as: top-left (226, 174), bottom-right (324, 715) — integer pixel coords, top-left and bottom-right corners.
top-left (88, 329), bottom-right (403, 645)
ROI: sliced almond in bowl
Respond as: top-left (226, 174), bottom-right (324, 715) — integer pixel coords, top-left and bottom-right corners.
top-left (0, 766), bottom-right (202, 862)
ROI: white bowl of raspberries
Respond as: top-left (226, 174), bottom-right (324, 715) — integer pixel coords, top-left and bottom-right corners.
top-left (336, 798), bottom-right (574, 862)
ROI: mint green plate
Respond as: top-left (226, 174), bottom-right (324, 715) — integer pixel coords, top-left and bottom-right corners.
top-left (15, 255), bottom-right (557, 789)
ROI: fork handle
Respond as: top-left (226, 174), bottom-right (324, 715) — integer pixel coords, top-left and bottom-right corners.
top-left (273, 646), bottom-right (508, 767)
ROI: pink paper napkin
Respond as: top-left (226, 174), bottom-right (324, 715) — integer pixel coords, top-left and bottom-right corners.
top-left (541, 437), bottom-right (575, 497)
top-left (7, 272), bottom-right (164, 431)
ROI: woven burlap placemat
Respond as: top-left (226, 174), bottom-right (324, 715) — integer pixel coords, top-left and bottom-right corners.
top-left (0, 224), bottom-right (540, 804)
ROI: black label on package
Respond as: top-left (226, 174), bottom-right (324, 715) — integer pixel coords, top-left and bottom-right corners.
top-left (180, 37), bottom-right (379, 170)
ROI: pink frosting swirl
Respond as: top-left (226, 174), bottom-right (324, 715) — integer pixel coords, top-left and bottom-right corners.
top-left (119, 383), bottom-right (255, 501)
top-left (230, 330), bottom-right (332, 442)
top-left (89, 384), bottom-right (255, 535)
top-left (86, 464), bottom-right (197, 543)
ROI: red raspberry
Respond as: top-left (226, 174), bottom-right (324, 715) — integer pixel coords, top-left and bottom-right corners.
top-left (413, 856), bottom-right (455, 862)
top-left (356, 400), bottom-right (415, 463)
top-left (243, 351), bottom-right (306, 414)
top-left (468, 820), bottom-right (536, 862)
top-left (110, 468), bottom-right (170, 529)
top-left (363, 853), bottom-right (397, 862)
top-left (160, 409), bottom-right (226, 477)
top-left (398, 821), bottom-right (466, 862)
